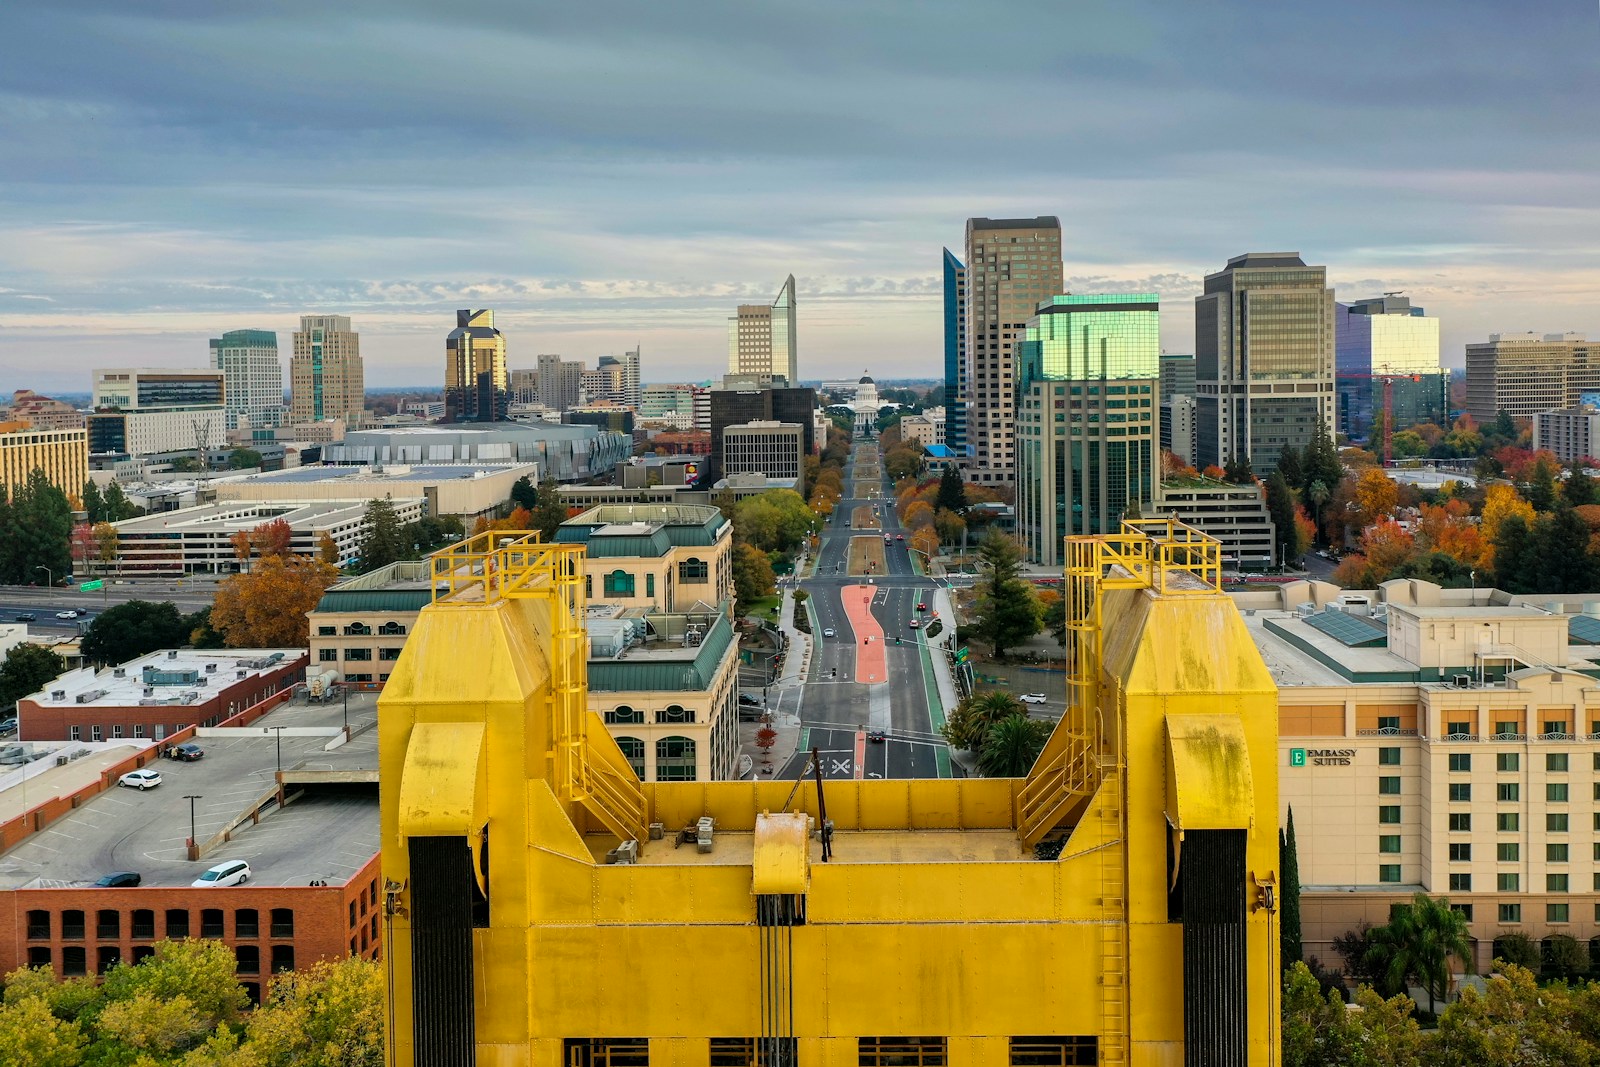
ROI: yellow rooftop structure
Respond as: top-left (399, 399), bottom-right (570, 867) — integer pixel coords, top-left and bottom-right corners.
top-left (378, 522), bottom-right (1282, 1067)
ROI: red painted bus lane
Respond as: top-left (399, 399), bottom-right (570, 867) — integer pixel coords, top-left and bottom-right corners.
top-left (842, 583), bottom-right (886, 684)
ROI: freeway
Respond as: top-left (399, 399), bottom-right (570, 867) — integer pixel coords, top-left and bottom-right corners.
top-left (787, 438), bottom-right (954, 779)
top-left (0, 580), bottom-right (219, 634)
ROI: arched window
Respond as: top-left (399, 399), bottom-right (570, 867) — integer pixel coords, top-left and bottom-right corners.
top-left (655, 736), bottom-right (697, 781)
top-left (344, 622), bottom-right (372, 636)
top-left (378, 621), bottom-right (406, 636)
top-left (656, 704), bottom-right (694, 724)
top-left (605, 705), bottom-right (643, 724)
top-left (615, 737), bottom-right (646, 781)
top-left (678, 557), bottom-right (709, 582)
top-left (604, 570), bottom-right (635, 598)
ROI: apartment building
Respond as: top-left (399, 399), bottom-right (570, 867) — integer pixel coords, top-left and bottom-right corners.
top-left (1534, 403), bottom-right (1600, 463)
top-left (0, 425), bottom-right (88, 501)
top-left (1466, 332), bottom-right (1600, 421)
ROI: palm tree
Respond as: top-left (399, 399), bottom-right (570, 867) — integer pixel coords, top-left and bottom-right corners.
top-left (1377, 893), bottom-right (1473, 1014)
top-left (1308, 480), bottom-right (1330, 545)
top-left (941, 690), bottom-right (1025, 752)
top-left (978, 713), bottom-right (1050, 777)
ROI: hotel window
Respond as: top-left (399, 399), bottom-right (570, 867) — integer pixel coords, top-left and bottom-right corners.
top-left (1378, 835), bottom-right (1401, 854)
top-left (1448, 784), bottom-right (1471, 802)
top-left (1497, 873), bottom-right (1520, 892)
top-left (1549, 813), bottom-right (1570, 832)
top-left (1448, 752), bottom-right (1471, 772)
top-left (1378, 865), bottom-right (1402, 884)
top-left (1498, 783), bottom-right (1520, 802)
top-left (858, 1038), bottom-right (948, 1067)
top-left (1497, 752), bottom-right (1520, 772)
top-left (345, 648), bottom-right (371, 661)
top-left (1452, 904), bottom-right (1474, 922)
top-left (604, 571), bottom-right (635, 598)
top-left (319, 649), bottom-right (338, 662)
top-left (1548, 752), bottom-right (1569, 772)
top-left (1548, 903), bottom-right (1570, 923)
top-left (1548, 783), bottom-right (1570, 803)
top-left (1449, 843), bottom-right (1471, 862)
top-left (1495, 721), bottom-right (1519, 737)
top-left (1545, 720), bottom-right (1569, 736)
top-left (1379, 805), bottom-right (1401, 824)
top-left (1499, 904), bottom-right (1522, 923)
top-left (1550, 874), bottom-right (1571, 893)
top-left (1378, 715), bottom-right (1400, 732)
top-left (1447, 720), bottom-right (1471, 736)
top-left (1378, 747), bottom-right (1400, 766)
top-left (1498, 843), bottom-right (1520, 862)
top-left (1379, 776), bottom-right (1401, 795)
top-left (1449, 813), bottom-right (1471, 831)
top-left (1449, 873), bottom-right (1472, 892)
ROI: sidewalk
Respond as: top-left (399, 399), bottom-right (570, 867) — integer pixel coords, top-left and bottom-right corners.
top-left (740, 583), bottom-right (812, 778)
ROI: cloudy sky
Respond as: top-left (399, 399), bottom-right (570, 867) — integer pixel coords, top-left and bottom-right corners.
top-left (2, 0), bottom-right (1597, 391)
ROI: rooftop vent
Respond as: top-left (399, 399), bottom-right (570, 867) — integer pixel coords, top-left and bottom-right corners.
top-left (113, 668), bottom-right (126, 678)
top-left (167, 650), bottom-right (178, 659)
top-left (205, 663), bottom-right (217, 673)
top-left (50, 690), bottom-right (65, 701)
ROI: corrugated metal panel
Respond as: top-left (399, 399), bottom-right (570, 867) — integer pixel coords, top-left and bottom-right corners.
top-left (1181, 828), bottom-right (1247, 1067)
top-left (409, 836), bottom-right (476, 1067)
top-left (313, 590), bottom-right (434, 614)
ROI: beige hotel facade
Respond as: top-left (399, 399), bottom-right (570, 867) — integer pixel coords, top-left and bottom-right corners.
top-left (1242, 577), bottom-right (1600, 973)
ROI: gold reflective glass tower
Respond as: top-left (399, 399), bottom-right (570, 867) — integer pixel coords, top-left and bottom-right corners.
top-left (446, 309), bottom-right (509, 423)
top-left (291, 314), bottom-right (365, 425)
top-left (379, 525), bottom-right (1282, 1067)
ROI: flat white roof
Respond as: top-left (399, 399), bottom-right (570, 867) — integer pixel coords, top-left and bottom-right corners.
top-left (24, 649), bottom-right (303, 709)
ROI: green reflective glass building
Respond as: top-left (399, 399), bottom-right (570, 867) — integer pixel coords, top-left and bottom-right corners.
top-left (1014, 294), bottom-right (1159, 565)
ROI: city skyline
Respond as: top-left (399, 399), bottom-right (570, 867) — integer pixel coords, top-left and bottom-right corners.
top-left (3, 2), bottom-right (1597, 389)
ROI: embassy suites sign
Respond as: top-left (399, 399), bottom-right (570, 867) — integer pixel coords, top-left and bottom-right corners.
top-left (1289, 747), bottom-right (1356, 767)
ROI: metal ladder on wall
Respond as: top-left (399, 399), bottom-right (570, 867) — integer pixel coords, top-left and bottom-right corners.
top-left (1098, 758), bottom-right (1129, 1065)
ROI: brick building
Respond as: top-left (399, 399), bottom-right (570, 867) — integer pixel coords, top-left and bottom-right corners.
top-left (17, 649), bottom-right (306, 742)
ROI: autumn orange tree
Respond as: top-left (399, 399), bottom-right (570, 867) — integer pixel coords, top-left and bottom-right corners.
top-left (1332, 520), bottom-right (1416, 588)
top-left (910, 525), bottom-right (939, 560)
top-left (1416, 499), bottom-right (1486, 570)
top-left (249, 517), bottom-right (294, 558)
top-left (210, 554), bottom-right (340, 647)
top-left (1479, 484), bottom-right (1535, 567)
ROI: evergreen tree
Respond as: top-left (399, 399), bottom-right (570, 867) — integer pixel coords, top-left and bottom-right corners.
top-left (1275, 446), bottom-right (1305, 493)
top-left (1566, 461), bottom-right (1597, 506)
top-left (1281, 808), bottom-right (1303, 966)
top-left (509, 474), bottom-right (539, 512)
top-left (1525, 454), bottom-right (1559, 512)
top-left (81, 479), bottom-right (104, 524)
top-left (101, 481), bottom-right (140, 521)
top-left (8, 468), bottom-right (72, 585)
top-left (1492, 513), bottom-right (1535, 594)
top-left (357, 497), bottom-right (407, 572)
top-left (1532, 507), bottom-right (1600, 594)
top-left (1303, 419), bottom-right (1344, 499)
top-left (1489, 409), bottom-right (1517, 446)
top-left (1265, 472), bottom-right (1299, 566)
top-left (0, 644), bottom-right (66, 709)
top-left (1223, 454), bottom-right (1255, 485)
top-left (975, 529), bottom-right (1041, 658)
top-left (533, 478), bottom-right (568, 542)
top-left (935, 466), bottom-right (968, 515)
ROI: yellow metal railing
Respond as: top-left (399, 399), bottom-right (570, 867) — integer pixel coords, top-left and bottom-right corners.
top-left (429, 531), bottom-right (648, 846)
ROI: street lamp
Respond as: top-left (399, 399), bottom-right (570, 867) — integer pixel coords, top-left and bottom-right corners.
top-left (35, 566), bottom-right (50, 589)
top-left (341, 685), bottom-right (349, 736)
top-left (269, 725), bottom-right (287, 777)
top-left (183, 794), bottom-right (202, 856)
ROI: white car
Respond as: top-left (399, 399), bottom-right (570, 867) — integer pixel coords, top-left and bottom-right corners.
top-left (822, 628), bottom-right (836, 638)
top-left (118, 769), bottom-right (162, 790)
top-left (55, 610), bottom-right (80, 620)
top-left (191, 860), bottom-right (251, 888)
top-left (1019, 693), bottom-right (1049, 705)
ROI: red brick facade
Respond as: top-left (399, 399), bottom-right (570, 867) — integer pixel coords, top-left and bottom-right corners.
top-left (0, 854), bottom-right (382, 1000)
top-left (18, 656), bottom-right (306, 742)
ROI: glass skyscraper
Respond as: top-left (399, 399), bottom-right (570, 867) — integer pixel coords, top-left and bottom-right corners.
top-left (1335, 296), bottom-right (1446, 442)
top-left (942, 249), bottom-right (967, 455)
top-left (1014, 294), bottom-right (1159, 564)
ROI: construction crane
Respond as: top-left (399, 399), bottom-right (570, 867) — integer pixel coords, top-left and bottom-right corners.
top-left (1341, 365), bottom-right (1423, 464)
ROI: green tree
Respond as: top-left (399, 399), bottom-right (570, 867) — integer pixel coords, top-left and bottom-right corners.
top-left (243, 957), bottom-right (385, 1067)
top-left (1525, 452), bottom-right (1560, 511)
top-left (1223, 454), bottom-right (1255, 485)
top-left (1265, 472), bottom-right (1300, 566)
top-left (1433, 963), bottom-right (1591, 1065)
top-left (80, 600), bottom-right (192, 667)
top-left (1491, 513), bottom-right (1535, 594)
top-left (0, 996), bottom-right (87, 1067)
top-left (1281, 962), bottom-right (1424, 1067)
top-left (532, 478), bottom-right (568, 542)
top-left (509, 474), bottom-right (539, 512)
top-left (99, 939), bottom-right (248, 1033)
top-left (1303, 420), bottom-right (1344, 501)
top-left (974, 529), bottom-right (1040, 658)
top-left (1541, 933), bottom-right (1589, 981)
top-left (885, 447), bottom-right (922, 482)
top-left (1042, 594), bottom-right (1067, 648)
top-left (1280, 808), bottom-right (1303, 967)
top-left (1378, 893), bottom-right (1473, 1015)
top-left (733, 490), bottom-right (814, 554)
top-left (80, 479), bottom-right (104, 525)
top-left (1275, 446), bottom-right (1304, 493)
top-left (1532, 506), bottom-right (1600, 593)
top-left (227, 447), bottom-right (263, 470)
top-left (356, 497), bottom-right (407, 572)
top-left (0, 644), bottom-right (66, 710)
top-left (730, 542), bottom-right (775, 609)
top-left (1567, 461), bottom-right (1598, 506)
top-left (5, 468), bottom-right (72, 586)
top-left (1306, 480), bottom-right (1331, 545)
top-left (101, 481), bottom-right (141, 522)
top-left (940, 690), bottom-right (1026, 751)
top-left (936, 465), bottom-right (968, 515)
top-left (186, 607), bottom-right (227, 649)
top-left (977, 712), bottom-right (1049, 777)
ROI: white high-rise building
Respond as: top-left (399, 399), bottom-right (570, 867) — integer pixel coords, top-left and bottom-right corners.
top-left (209, 329), bottom-right (282, 430)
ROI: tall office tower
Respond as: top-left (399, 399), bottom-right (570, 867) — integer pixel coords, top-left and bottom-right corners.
top-left (290, 315), bottom-right (364, 425)
top-left (727, 275), bottom-right (798, 383)
top-left (941, 249), bottom-right (968, 455)
top-left (209, 329), bottom-right (282, 431)
top-left (509, 369), bottom-right (540, 406)
top-left (709, 383), bottom-right (816, 477)
top-left (1465, 332), bottom-right (1600, 421)
top-left (598, 347), bottom-right (642, 408)
top-left (1193, 253), bottom-right (1334, 474)
top-left (963, 217), bottom-right (1063, 484)
top-left (1158, 353), bottom-right (1195, 402)
top-left (536, 354), bottom-right (584, 412)
top-left (1335, 295), bottom-right (1446, 443)
top-left (88, 368), bottom-right (227, 458)
top-left (1014, 295), bottom-right (1159, 565)
top-left (445, 309), bottom-right (509, 423)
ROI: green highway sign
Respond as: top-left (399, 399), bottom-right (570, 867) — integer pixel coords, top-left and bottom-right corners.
top-left (955, 646), bottom-right (969, 663)
top-left (79, 580), bottom-right (104, 592)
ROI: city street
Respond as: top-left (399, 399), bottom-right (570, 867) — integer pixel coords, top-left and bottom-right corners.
top-left (785, 439), bottom-right (954, 778)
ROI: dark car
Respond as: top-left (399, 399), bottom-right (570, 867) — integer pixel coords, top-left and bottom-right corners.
top-left (168, 742), bottom-right (204, 762)
top-left (93, 872), bottom-right (141, 888)
top-left (14, 613), bottom-right (35, 622)
top-left (0, 717), bottom-right (16, 735)
top-left (867, 730), bottom-right (886, 744)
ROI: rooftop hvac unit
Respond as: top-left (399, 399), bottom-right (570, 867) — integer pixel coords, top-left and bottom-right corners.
top-left (56, 755), bottom-right (69, 767)
top-left (113, 668), bottom-right (126, 678)
top-left (50, 690), bottom-right (65, 701)
top-left (205, 663), bottom-right (217, 673)
top-left (74, 690), bottom-right (102, 704)
top-left (237, 670), bottom-right (248, 679)
top-left (1295, 602), bottom-right (1316, 618)
top-left (143, 687), bottom-right (154, 697)
top-left (195, 676), bottom-right (207, 686)
top-left (167, 650), bottom-right (178, 659)
top-left (1453, 674), bottom-right (1472, 689)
